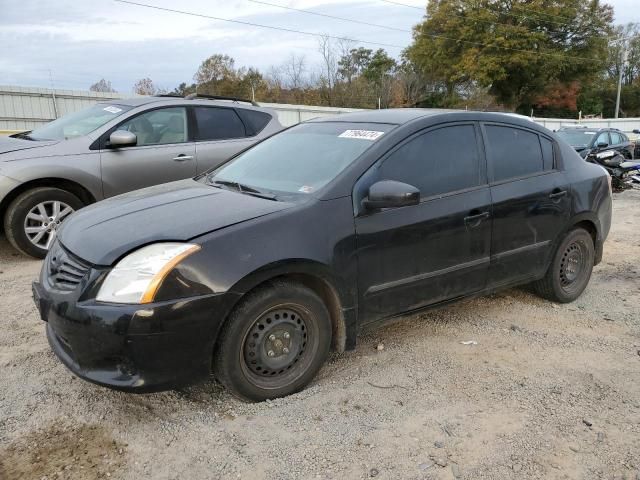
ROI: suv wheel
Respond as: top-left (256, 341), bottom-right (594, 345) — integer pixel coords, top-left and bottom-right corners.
top-left (214, 281), bottom-right (332, 402)
top-left (532, 228), bottom-right (595, 303)
top-left (4, 187), bottom-right (84, 259)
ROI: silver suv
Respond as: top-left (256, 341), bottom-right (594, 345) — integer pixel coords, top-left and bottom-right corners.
top-left (0, 95), bottom-right (283, 258)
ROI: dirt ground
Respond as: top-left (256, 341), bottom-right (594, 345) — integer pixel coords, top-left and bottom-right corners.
top-left (0, 191), bottom-right (639, 480)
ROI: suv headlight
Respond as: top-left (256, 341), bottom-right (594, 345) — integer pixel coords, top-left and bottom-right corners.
top-left (96, 243), bottom-right (201, 304)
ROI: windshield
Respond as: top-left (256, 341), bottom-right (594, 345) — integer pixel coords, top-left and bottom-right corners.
top-left (206, 122), bottom-right (394, 195)
top-left (557, 130), bottom-right (595, 147)
top-left (29, 103), bottom-right (132, 141)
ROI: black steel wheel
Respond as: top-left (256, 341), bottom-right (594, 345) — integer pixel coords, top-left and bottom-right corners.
top-left (532, 228), bottom-right (594, 303)
top-left (214, 281), bottom-right (332, 401)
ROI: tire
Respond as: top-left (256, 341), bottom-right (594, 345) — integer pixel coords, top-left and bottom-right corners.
top-left (3, 187), bottom-right (84, 259)
top-left (214, 281), bottom-right (332, 402)
top-left (532, 228), bottom-right (595, 303)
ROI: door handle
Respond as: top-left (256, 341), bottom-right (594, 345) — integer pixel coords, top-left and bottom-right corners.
top-left (173, 154), bottom-right (194, 162)
top-left (549, 190), bottom-right (567, 199)
top-left (464, 211), bottom-right (490, 226)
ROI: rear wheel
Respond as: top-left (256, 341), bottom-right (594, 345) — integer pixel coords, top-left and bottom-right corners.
top-left (532, 228), bottom-right (595, 303)
top-left (3, 187), bottom-right (83, 258)
top-left (214, 281), bottom-right (332, 401)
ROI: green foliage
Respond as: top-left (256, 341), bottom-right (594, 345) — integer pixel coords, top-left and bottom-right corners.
top-left (405, 0), bottom-right (614, 108)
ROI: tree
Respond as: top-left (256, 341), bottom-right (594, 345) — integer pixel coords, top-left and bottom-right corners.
top-left (133, 78), bottom-right (161, 95)
top-left (406, 0), bottom-right (614, 109)
top-left (607, 23), bottom-right (640, 86)
top-left (194, 54), bottom-right (236, 85)
top-left (89, 79), bottom-right (116, 93)
top-left (172, 82), bottom-right (196, 96)
top-left (338, 47), bottom-right (373, 83)
top-left (362, 49), bottom-right (397, 108)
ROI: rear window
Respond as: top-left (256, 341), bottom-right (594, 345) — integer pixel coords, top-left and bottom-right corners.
top-left (485, 125), bottom-right (544, 181)
top-left (194, 107), bottom-right (246, 140)
top-left (236, 109), bottom-right (272, 136)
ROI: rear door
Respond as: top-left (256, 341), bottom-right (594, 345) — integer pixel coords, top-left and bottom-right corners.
top-left (355, 123), bottom-right (492, 323)
top-left (192, 106), bottom-right (256, 173)
top-left (100, 106), bottom-right (196, 197)
top-left (482, 123), bottom-right (570, 288)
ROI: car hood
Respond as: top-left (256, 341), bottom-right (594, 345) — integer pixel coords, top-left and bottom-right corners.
top-left (0, 136), bottom-right (59, 157)
top-left (59, 179), bottom-right (293, 265)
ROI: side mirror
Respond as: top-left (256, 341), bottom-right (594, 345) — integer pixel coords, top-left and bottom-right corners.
top-left (595, 141), bottom-right (609, 149)
top-left (109, 130), bottom-right (137, 147)
top-left (363, 180), bottom-right (420, 210)
top-left (633, 129), bottom-right (640, 134)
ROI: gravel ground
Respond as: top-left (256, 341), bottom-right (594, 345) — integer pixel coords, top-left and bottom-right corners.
top-left (1, 191), bottom-right (639, 480)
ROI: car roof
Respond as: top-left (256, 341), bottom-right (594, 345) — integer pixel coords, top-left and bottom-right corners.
top-left (308, 108), bottom-right (541, 128)
top-left (559, 126), bottom-right (622, 132)
top-left (97, 96), bottom-right (265, 111)
top-left (308, 108), bottom-right (455, 125)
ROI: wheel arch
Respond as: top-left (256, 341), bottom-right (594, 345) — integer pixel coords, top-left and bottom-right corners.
top-left (565, 213), bottom-right (602, 265)
top-left (0, 177), bottom-right (97, 227)
top-left (221, 260), bottom-right (352, 354)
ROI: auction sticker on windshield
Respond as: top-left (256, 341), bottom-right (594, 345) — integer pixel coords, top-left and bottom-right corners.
top-left (338, 130), bottom-right (385, 141)
top-left (103, 106), bottom-right (123, 114)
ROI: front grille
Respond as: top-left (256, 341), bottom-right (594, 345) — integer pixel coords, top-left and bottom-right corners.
top-left (45, 241), bottom-right (91, 291)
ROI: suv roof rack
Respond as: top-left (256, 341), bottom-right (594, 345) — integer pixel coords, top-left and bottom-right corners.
top-left (154, 93), bottom-right (259, 106)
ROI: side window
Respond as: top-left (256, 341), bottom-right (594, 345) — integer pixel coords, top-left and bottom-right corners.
top-left (610, 132), bottom-right (622, 145)
top-left (118, 107), bottom-right (187, 146)
top-left (540, 137), bottom-right (554, 171)
top-left (379, 125), bottom-right (481, 197)
top-left (594, 132), bottom-right (610, 147)
top-left (485, 125), bottom-right (544, 181)
top-left (236, 109), bottom-right (272, 136)
top-left (194, 107), bottom-right (246, 141)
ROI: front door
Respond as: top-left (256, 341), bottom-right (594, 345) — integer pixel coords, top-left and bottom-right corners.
top-left (482, 123), bottom-right (571, 287)
top-left (100, 106), bottom-right (196, 197)
top-left (355, 123), bottom-right (492, 324)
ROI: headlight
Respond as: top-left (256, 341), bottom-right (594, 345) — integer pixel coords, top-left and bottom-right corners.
top-left (96, 243), bottom-right (201, 304)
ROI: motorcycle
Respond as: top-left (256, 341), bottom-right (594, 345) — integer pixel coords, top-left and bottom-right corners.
top-left (586, 149), bottom-right (640, 192)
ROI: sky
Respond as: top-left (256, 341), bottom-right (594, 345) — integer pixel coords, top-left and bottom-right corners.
top-left (1, 0), bottom-right (639, 93)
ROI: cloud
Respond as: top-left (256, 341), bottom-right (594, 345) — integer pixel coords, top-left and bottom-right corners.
top-left (1, 0), bottom-right (635, 92)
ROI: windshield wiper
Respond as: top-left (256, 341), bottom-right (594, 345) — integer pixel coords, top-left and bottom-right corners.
top-left (10, 131), bottom-right (34, 141)
top-left (210, 180), bottom-right (278, 201)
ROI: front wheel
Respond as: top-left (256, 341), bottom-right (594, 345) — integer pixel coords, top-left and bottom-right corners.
top-left (214, 281), bottom-right (332, 401)
top-left (3, 187), bottom-right (84, 258)
top-left (532, 228), bottom-right (595, 303)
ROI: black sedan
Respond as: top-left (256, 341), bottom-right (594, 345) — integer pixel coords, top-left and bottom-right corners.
top-left (33, 110), bottom-right (612, 401)
top-left (556, 126), bottom-right (634, 160)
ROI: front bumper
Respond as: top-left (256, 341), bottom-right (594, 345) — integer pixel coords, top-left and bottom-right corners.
top-left (33, 280), bottom-right (237, 393)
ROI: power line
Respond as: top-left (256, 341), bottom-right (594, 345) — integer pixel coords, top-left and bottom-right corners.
top-left (113, 0), bottom-right (406, 50)
top-left (115, 0), bottom-right (596, 63)
top-left (247, 0), bottom-right (410, 33)
top-left (249, 0), bottom-right (565, 42)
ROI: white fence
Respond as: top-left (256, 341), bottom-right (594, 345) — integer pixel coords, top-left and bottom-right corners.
top-left (3, 85), bottom-right (640, 135)
top-left (533, 116), bottom-right (640, 135)
top-left (0, 85), bottom-right (362, 133)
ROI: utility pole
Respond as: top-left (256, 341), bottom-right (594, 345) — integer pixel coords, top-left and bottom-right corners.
top-left (615, 44), bottom-right (629, 119)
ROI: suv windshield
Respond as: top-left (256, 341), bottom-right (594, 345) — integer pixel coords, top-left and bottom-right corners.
top-left (557, 129), bottom-right (596, 147)
top-left (28, 104), bottom-right (132, 141)
top-left (206, 122), bottom-right (394, 195)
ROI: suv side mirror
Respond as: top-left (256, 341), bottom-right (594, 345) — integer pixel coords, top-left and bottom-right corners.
top-left (595, 141), bottom-right (609, 149)
top-left (109, 130), bottom-right (137, 148)
top-left (363, 180), bottom-right (420, 210)
top-left (633, 129), bottom-right (640, 134)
